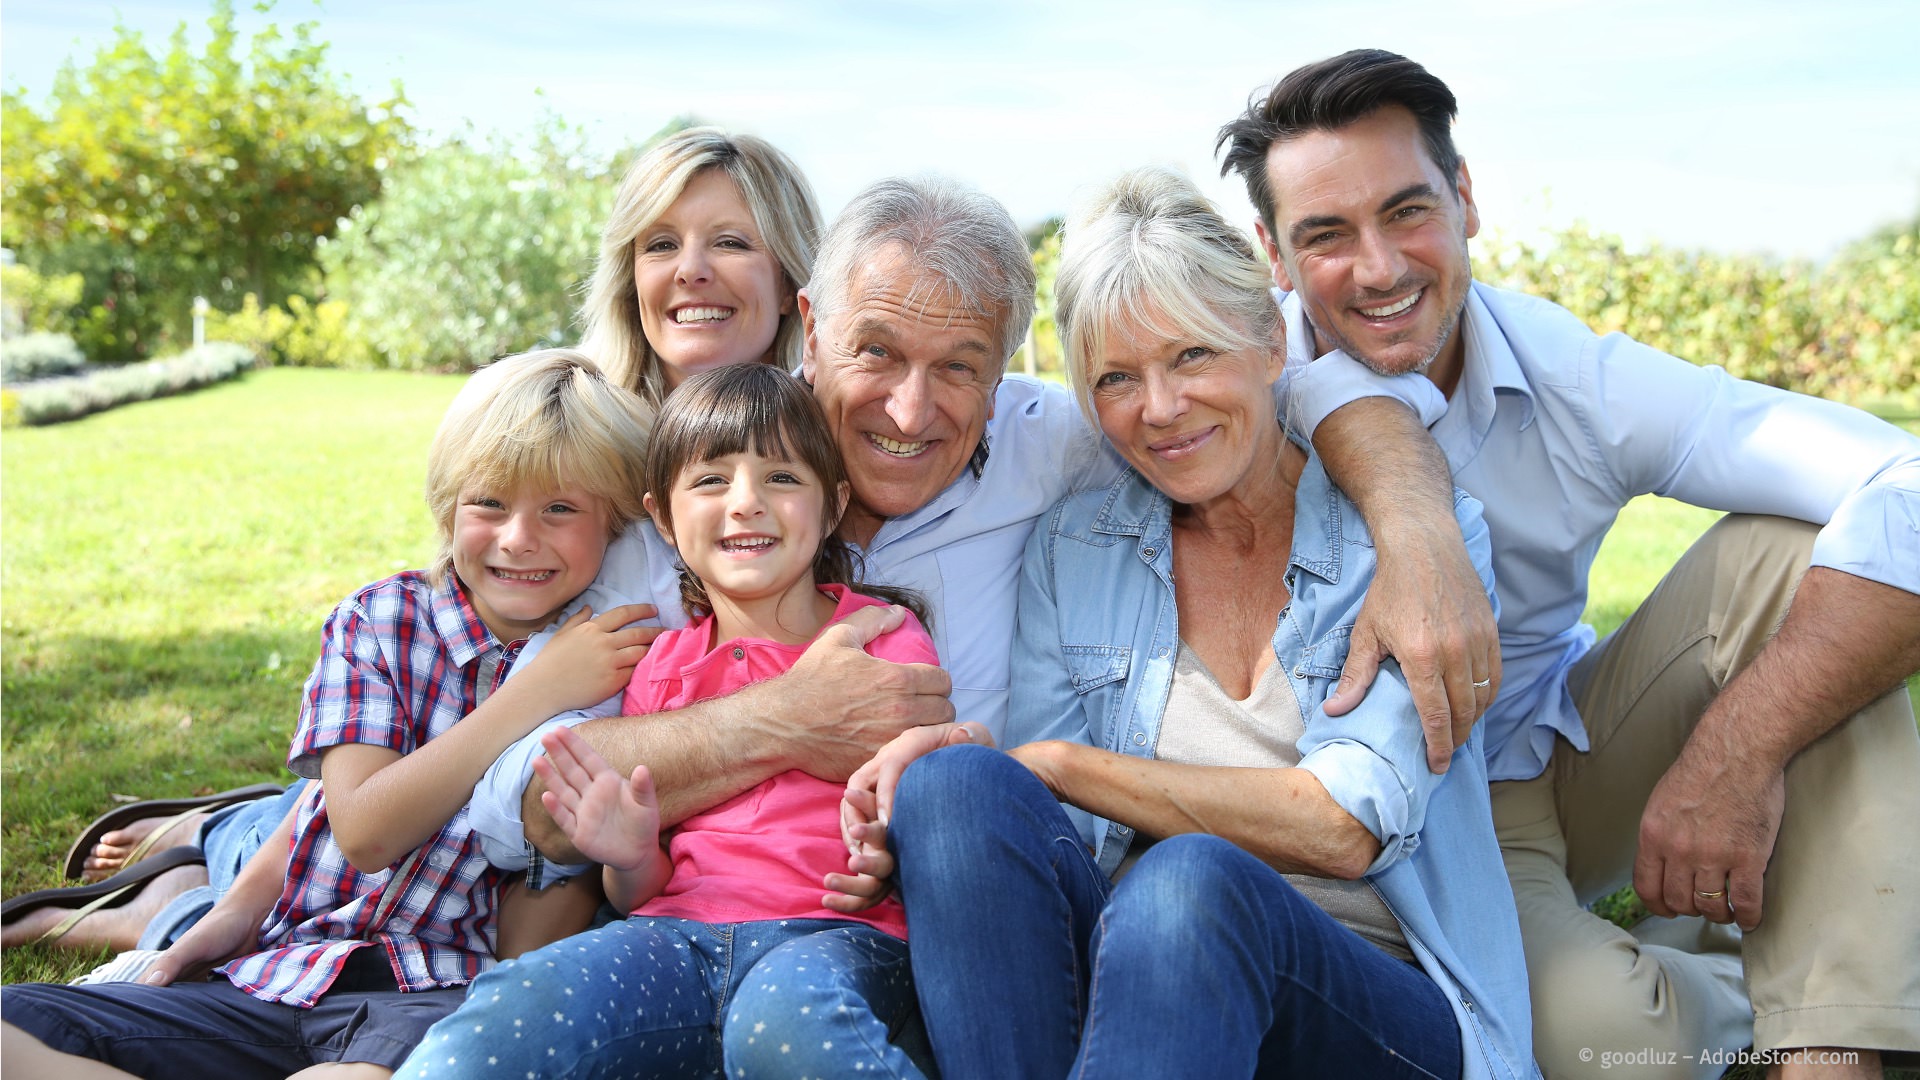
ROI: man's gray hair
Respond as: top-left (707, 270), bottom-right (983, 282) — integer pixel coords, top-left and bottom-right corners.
top-left (808, 176), bottom-right (1036, 367)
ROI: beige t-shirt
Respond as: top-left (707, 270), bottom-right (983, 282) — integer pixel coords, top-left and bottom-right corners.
top-left (1115, 640), bottom-right (1413, 963)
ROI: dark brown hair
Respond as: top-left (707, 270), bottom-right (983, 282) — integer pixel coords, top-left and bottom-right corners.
top-left (643, 363), bottom-right (929, 625)
top-left (1217, 49), bottom-right (1462, 238)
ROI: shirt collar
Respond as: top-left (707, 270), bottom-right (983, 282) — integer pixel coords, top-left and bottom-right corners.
top-left (1088, 451), bottom-right (1347, 586)
top-left (433, 574), bottom-right (506, 668)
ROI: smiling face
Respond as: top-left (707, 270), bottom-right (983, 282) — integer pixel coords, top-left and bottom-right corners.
top-left (1257, 105), bottom-right (1480, 394)
top-left (799, 246), bottom-right (1004, 547)
top-left (634, 169), bottom-right (792, 390)
top-left (1087, 307), bottom-right (1287, 509)
top-left (647, 448), bottom-right (847, 642)
top-left (452, 486), bottom-right (612, 643)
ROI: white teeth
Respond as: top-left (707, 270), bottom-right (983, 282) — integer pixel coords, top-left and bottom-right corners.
top-left (492, 569), bottom-right (554, 582)
top-left (868, 433), bottom-right (928, 457)
top-left (1360, 290), bottom-right (1421, 318)
top-left (674, 306), bottom-right (732, 324)
top-left (720, 537), bottom-right (776, 551)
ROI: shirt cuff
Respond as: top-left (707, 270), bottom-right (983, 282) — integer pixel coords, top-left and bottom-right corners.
top-left (1289, 350), bottom-right (1447, 437)
top-left (1811, 470), bottom-right (1920, 596)
top-left (468, 703), bottom-right (618, 879)
top-left (1296, 739), bottom-right (1421, 876)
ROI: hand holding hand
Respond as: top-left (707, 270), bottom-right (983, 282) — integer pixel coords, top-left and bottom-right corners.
top-left (533, 725), bottom-right (662, 873)
top-left (1326, 538), bottom-right (1499, 773)
top-left (1633, 748), bottom-right (1785, 932)
top-left (821, 722), bottom-right (992, 912)
top-left (519, 604), bottom-right (661, 714)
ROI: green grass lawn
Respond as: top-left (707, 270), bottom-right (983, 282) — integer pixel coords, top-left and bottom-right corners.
top-left (3, 370), bottom-right (1917, 1074)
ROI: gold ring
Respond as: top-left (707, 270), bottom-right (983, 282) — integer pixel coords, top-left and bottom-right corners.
top-left (1695, 889), bottom-right (1726, 900)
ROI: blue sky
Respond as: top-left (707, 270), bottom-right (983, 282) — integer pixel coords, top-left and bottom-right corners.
top-left (5, 0), bottom-right (1918, 259)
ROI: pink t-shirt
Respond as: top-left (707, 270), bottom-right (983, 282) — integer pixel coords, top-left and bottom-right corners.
top-left (620, 584), bottom-right (937, 939)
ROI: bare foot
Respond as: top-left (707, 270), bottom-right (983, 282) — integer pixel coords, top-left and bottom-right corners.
top-left (81, 812), bottom-right (210, 882)
top-left (1, 864), bottom-right (209, 951)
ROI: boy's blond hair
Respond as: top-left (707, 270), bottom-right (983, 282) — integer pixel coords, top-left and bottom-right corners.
top-left (425, 349), bottom-right (649, 585)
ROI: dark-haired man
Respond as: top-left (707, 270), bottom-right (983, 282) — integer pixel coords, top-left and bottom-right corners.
top-left (1220, 49), bottom-right (1920, 1080)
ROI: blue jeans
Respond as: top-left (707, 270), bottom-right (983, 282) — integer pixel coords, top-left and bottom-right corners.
top-left (392, 916), bottom-right (928, 1080)
top-left (890, 744), bottom-right (1462, 1080)
top-left (137, 782), bottom-right (307, 951)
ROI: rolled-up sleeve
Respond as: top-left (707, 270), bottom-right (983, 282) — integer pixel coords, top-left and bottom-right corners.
top-left (1587, 334), bottom-right (1920, 598)
top-left (468, 699), bottom-right (618, 879)
top-left (1288, 350), bottom-right (1448, 438)
top-left (1297, 488), bottom-right (1498, 877)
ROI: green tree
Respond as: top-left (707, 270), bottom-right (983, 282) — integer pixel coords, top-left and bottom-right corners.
top-left (318, 117), bottom-right (693, 372)
top-left (1, 0), bottom-right (409, 360)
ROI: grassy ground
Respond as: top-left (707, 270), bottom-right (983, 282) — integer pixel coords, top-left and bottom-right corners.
top-left (2, 370), bottom-right (1916, 1071)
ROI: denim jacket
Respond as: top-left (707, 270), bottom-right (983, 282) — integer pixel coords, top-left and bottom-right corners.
top-left (1007, 452), bottom-right (1541, 1080)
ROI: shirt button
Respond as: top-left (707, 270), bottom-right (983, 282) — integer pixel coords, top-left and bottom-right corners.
top-left (1132, 732), bottom-right (1147, 746)
top-left (731, 647), bottom-right (745, 660)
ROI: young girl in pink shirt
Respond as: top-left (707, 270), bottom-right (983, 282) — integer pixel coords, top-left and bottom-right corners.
top-left (402, 362), bottom-right (939, 1079)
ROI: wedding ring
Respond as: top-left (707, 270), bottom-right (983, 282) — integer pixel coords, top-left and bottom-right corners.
top-left (1695, 889), bottom-right (1726, 900)
top-left (1471, 678), bottom-right (1492, 689)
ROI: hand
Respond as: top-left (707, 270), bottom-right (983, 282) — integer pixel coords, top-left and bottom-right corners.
top-left (533, 725), bottom-right (662, 872)
top-left (518, 604), bottom-right (661, 714)
top-left (1633, 749), bottom-right (1786, 932)
top-left (823, 722), bottom-right (992, 913)
top-left (823, 787), bottom-right (895, 914)
top-left (1325, 536), bottom-right (1499, 773)
top-left (142, 901), bottom-right (261, 986)
top-left (776, 605), bottom-right (955, 781)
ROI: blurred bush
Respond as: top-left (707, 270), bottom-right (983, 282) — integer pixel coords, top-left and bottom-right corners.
top-left (1, 264), bottom-right (85, 339)
top-left (205, 293), bottom-right (362, 368)
top-left (315, 119), bottom-right (620, 371)
top-left (1479, 216), bottom-right (1918, 402)
top-left (2, 333), bottom-right (87, 383)
top-left (6, 343), bottom-right (256, 426)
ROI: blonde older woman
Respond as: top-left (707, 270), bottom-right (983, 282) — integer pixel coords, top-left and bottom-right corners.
top-left (869, 169), bottom-right (1539, 1080)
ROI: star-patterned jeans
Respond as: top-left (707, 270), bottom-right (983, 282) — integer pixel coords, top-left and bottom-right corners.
top-left (393, 916), bottom-right (927, 1080)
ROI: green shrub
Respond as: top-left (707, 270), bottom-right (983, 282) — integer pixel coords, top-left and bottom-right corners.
top-left (205, 294), bottom-right (366, 368)
top-left (318, 120), bottom-right (617, 371)
top-left (1479, 218), bottom-right (1919, 402)
top-left (2, 332), bottom-right (86, 382)
top-left (8, 342), bottom-right (256, 425)
top-left (0, 264), bottom-right (84, 339)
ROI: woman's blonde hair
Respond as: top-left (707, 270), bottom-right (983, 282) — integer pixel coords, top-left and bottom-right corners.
top-left (1055, 166), bottom-right (1283, 426)
top-left (425, 348), bottom-right (650, 586)
top-left (578, 127), bottom-right (821, 415)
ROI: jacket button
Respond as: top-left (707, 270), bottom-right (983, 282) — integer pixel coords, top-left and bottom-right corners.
top-left (1294, 665), bottom-right (1305, 678)
top-left (1141, 547), bottom-right (1157, 559)
top-left (732, 647), bottom-right (745, 660)
top-left (1132, 732), bottom-right (1146, 746)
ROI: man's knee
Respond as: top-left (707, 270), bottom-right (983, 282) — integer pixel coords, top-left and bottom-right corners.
top-left (1526, 935), bottom-right (1743, 1079)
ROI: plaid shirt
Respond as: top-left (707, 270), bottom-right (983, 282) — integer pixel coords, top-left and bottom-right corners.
top-left (219, 571), bottom-right (517, 1007)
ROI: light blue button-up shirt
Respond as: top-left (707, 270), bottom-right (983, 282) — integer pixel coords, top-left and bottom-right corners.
top-left (1289, 282), bottom-right (1920, 782)
top-left (467, 374), bottom-right (1123, 873)
top-left (1009, 456), bottom-right (1538, 1080)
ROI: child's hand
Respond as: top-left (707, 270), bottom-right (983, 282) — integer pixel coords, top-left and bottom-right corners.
top-left (520, 603), bottom-right (660, 713)
top-left (532, 725), bottom-right (662, 873)
top-left (142, 901), bottom-right (261, 986)
top-left (823, 786), bottom-right (894, 913)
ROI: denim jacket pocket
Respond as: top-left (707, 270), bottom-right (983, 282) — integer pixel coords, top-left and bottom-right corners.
top-left (1062, 644), bottom-right (1131, 694)
top-left (1294, 626), bottom-right (1351, 682)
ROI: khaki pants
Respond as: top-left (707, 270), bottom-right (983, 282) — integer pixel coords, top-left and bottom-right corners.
top-left (1492, 515), bottom-right (1920, 1079)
